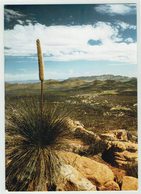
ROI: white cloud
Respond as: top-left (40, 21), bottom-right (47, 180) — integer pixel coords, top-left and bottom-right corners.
top-left (4, 22), bottom-right (137, 64)
top-left (125, 37), bottom-right (134, 43)
top-left (116, 21), bottom-right (136, 30)
top-left (95, 4), bottom-right (136, 15)
top-left (5, 8), bottom-right (25, 22)
top-left (17, 20), bottom-right (24, 25)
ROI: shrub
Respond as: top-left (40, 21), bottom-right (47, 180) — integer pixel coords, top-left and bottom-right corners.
top-left (6, 99), bottom-right (72, 191)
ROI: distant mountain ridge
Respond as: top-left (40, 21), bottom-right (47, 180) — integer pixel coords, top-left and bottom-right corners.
top-left (6, 74), bottom-right (135, 84)
top-left (5, 74), bottom-right (137, 96)
top-left (67, 74), bottom-right (134, 82)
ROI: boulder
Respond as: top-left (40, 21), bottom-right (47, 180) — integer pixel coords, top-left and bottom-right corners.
top-left (100, 133), bottom-right (115, 141)
top-left (124, 142), bottom-right (138, 152)
top-left (100, 129), bottom-right (128, 141)
top-left (127, 132), bottom-right (137, 143)
top-left (107, 141), bottom-right (127, 151)
top-left (102, 141), bottom-right (137, 168)
top-left (59, 151), bottom-right (115, 187)
top-left (66, 118), bottom-right (104, 155)
top-left (98, 180), bottom-right (120, 191)
top-left (67, 118), bottom-right (84, 132)
top-left (121, 176), bottom-right (138, 190)
top-left (56, 164), bottom-right (96, 191)
top-left (67, 118), bottom-right (101, 142)
top-left (115, 151), bottom-right (137, 162)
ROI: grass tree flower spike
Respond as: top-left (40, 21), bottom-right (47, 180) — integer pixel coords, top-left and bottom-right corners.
top-left (36, 39), bottom-right (44, 81)
top-left (36, 39), bottom-right (45, 116)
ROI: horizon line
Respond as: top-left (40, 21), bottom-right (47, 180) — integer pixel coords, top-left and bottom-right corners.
top-left (5, 74), bottom-right (137, 83)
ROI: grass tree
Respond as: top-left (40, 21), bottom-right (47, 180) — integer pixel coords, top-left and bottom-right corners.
top-left (5, 40), bottom-right (105, 191)
top-left (5, 40), bottom-right (72, 191)
top-left (6, 99), bottom-right (72, 191)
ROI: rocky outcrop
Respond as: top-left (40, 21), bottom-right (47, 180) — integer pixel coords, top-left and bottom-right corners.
top-left (66, 118), bottom-right (105, 155)
top-left (98, 180), bottom-right (120, 191)
top-left (102, 140), bottom-right (137, 168)
top-left (100, 129), bottom-right (137, 143)
top-left (121, 176), bottom-right (138, 190)
top-left (56, 164), bottom-right (97, 191)
top-left (100, 129), bottom-right (128, 141)
top-left (67, 118), bottom-right (85, 132)
top-left (100, 129), bottom-right (137, 169)
top-left (27, 150), bottom-right (137, 191)
top-left (58, 151), bottom-right (119, 190)
top-left (67, 118), bottom-right (100, 141)
top-left (63, 121), bottom-right (138, 191)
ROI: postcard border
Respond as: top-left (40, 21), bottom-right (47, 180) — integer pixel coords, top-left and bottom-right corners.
top-left (0, 0), bottom-right (141, 193)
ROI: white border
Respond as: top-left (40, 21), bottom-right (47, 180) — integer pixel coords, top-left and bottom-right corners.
top-left (137, 0), bottom-right (141, 191)
top-left (0, 0), bottom-right (140, 194)
top-left (0, 1), bottom-right (5, 194)
top-left (0, 0), bottom-right (138, 5)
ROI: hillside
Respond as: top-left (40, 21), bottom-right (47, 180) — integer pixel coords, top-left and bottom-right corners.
top-left (5, 74), bottom-right (138, 191)
top-left (5, 74), bottom-right (137, 132)
top-left (5, 75), bottom-right (137, 95)
top-left (67, 74), bottom-right (133, 82)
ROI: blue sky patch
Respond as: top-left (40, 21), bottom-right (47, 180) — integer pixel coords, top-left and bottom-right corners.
top-left (87, 39), bottom-right (102, 46)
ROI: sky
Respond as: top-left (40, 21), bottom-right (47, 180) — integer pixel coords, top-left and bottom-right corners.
top-left (4, 4), bottom-right (137, 81)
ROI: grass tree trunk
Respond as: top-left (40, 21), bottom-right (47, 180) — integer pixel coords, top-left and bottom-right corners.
top-left (40, 80), bottom-right (44, 117)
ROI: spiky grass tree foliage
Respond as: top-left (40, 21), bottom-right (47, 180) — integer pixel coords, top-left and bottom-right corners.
top-left (6, 99), bottom-right (72, 191)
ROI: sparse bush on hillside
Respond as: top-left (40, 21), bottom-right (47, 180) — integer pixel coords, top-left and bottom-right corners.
top-left (6, 99), bottom-right (73, 191)
top-left (5, 76), bottom-right (138, 191)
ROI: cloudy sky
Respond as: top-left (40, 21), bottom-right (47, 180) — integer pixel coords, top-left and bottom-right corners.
top-left (4, 4), bottom-right (137, 81)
